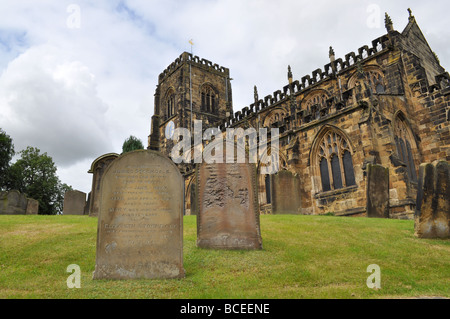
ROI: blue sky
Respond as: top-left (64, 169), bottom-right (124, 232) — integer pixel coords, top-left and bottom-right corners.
top-left (0, 0), bottom-right (449, 192)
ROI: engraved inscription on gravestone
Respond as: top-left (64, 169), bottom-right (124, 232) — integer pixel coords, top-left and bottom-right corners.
top-left (196, 162), bottom-right (262, 250)
top-left (93, 150), bottom-right (185, 280)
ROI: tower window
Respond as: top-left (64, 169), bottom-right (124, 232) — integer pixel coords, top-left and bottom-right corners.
top-left (165, 89), bottom-right (175, 119)
top-left (201, 85), bottom-right (217, 113)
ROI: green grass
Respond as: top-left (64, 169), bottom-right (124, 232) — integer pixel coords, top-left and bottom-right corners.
top-left (0, 215), bottom-right (448, 299)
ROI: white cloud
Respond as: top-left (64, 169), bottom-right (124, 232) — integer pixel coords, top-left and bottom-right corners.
top-left (0, 44), bottom-right (112, 166)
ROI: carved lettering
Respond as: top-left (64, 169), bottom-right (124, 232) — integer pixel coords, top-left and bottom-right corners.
top-left (93, 150), bottom-right (184, 280)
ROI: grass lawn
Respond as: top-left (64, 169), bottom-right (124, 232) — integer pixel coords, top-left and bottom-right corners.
top-left (0, 214), bottom-right (448, 299)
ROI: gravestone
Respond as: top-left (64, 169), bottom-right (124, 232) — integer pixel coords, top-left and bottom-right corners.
top-left (93, 150), bottom-right (185, 280)
top-left (415, 161), bottom-right (450, 239)
top-left (366, 164), bottom-right (390, 218)
top-left (26, 199), bottom-right (39, 215)
top-left (63, 190), bottom-right (87, 215)
top-left (271, 170), bottom-right (302, 214)
top-left (88, 153), bottom-right (119, 217)
top-left (196, 162), bottom-right (262, 250)
top-left (0, 191), bottom-right (39, 215)
top-left (189, 182), bottom-right (198, 216)
top-left (0, 190), bottom-right (28, 215)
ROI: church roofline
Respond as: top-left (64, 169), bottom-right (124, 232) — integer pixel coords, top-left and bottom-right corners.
top-left (217, 9), bottom-right (446, 130)
top-left (216, 32), bottom-right (392, 130)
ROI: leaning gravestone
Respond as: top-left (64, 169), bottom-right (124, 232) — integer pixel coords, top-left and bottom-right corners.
top-left (415, 161), bottom-right (450, 239)
top-left (93, 150), bottom-right (185, 280)
top-left (196, 162), bottom-right (262, 250)
top-left (366, 164), bottom-right (390, 218)
top-left (271, 170), bottom-right (302, 215)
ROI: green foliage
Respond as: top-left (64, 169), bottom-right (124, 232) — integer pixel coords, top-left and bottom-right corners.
top-left (0, 128), bottom-right (15, 189)
top-left (7, 147), bottom-right (68, 215)
top-left (122, 135), bottom-right (144, 154)
top-left (0, 129), bottom-right (72, 215)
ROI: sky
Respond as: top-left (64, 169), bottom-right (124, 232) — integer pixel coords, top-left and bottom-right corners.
top-left (0, 0), bottom-right (449, 194)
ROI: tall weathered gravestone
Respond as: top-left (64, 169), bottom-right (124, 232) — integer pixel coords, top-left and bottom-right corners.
top-left (271, 170), bottom-right (302, 215)
top-left (63, 190), bottom-right (87, 215)
top-left (415, 161), bottom-right (450, 239)
top-left (196, 162), bottom-right (262, 250)
top-left (366, 164), bottom-right (390, 218)
top-left (93, 150), bottom-right (185, 280)
top-left (88, 153), bottom-right (119, 217)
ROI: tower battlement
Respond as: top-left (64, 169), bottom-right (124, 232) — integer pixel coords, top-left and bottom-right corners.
top-left (216, 34), bottom-right (393, 131)
top-left (158, 52), bottom-right (230, 84)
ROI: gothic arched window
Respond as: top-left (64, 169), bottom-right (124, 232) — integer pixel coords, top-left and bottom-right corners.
top-left (394, 115), bottom-right (418, 182)
top-left (304, 92), bottom-right (329, 120)
top-left (316, 129), bottom-right (356, 192)
top-left (348, 67), bottom-right (386, 97)
top-left (165, 89), bottom-right (175, 119)
top-left (368, 70), bottom-right (386, 94)
top-left (201, 85), bottom-right (217, 113)
top-left (263, 109), bottom-right (286, 128)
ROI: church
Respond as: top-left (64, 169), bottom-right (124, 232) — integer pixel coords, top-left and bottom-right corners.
top-left (147, 10), bottom-right (450, 219)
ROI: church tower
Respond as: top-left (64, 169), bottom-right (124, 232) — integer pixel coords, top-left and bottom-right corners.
top-left (148, 52), bottom-right (233, 159)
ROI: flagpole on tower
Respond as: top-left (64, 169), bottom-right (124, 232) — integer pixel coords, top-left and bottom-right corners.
top-left (189, 39), bottom-right (194, 55)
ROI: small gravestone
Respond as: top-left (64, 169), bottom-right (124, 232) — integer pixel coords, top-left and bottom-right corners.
top-left (190, 182), bottom-right (198, 216)
top-left (26, 199), bottom-right (39, 215)
top-left (63, 190), bottom-right (87, 215)
top-left (366, 164), bottom-right (390, 218)
top-left (271, 170), bottom-right (302, 214)
top-left (415, 161), bottom-right (450, 239)
top-left (196, 162), bottom-right (262, 250)
top-left (93, 150), bottom-right (185, 280)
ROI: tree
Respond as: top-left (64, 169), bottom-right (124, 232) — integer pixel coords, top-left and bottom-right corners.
top-left (122, 135), bottom-right (144, 153)
top-left (8, 147), bottom-right (68, 215)
top-left (0, 128), bottom-right (15, 189)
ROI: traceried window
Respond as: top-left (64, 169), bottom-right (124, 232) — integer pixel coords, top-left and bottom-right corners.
top-left (305, 92), bottom-right (329, 120)
top-left (394, 115), bottom-right (418, 182)
top-left (166, 89), bottom-right (175, 119)
top-left (263, 109), bottom-right (286, 127)
top-left (368, 70), bottom-right (386, 94)
top-left (201, 85), bottom-right (217, 113)
top-left (348, 67), bottom-right (386, 96)
top-left (317, 130), bottom-right (356, 192)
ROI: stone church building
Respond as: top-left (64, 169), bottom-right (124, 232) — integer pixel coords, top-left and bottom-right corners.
top-left (147, 11), bottom-right (450, 219)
